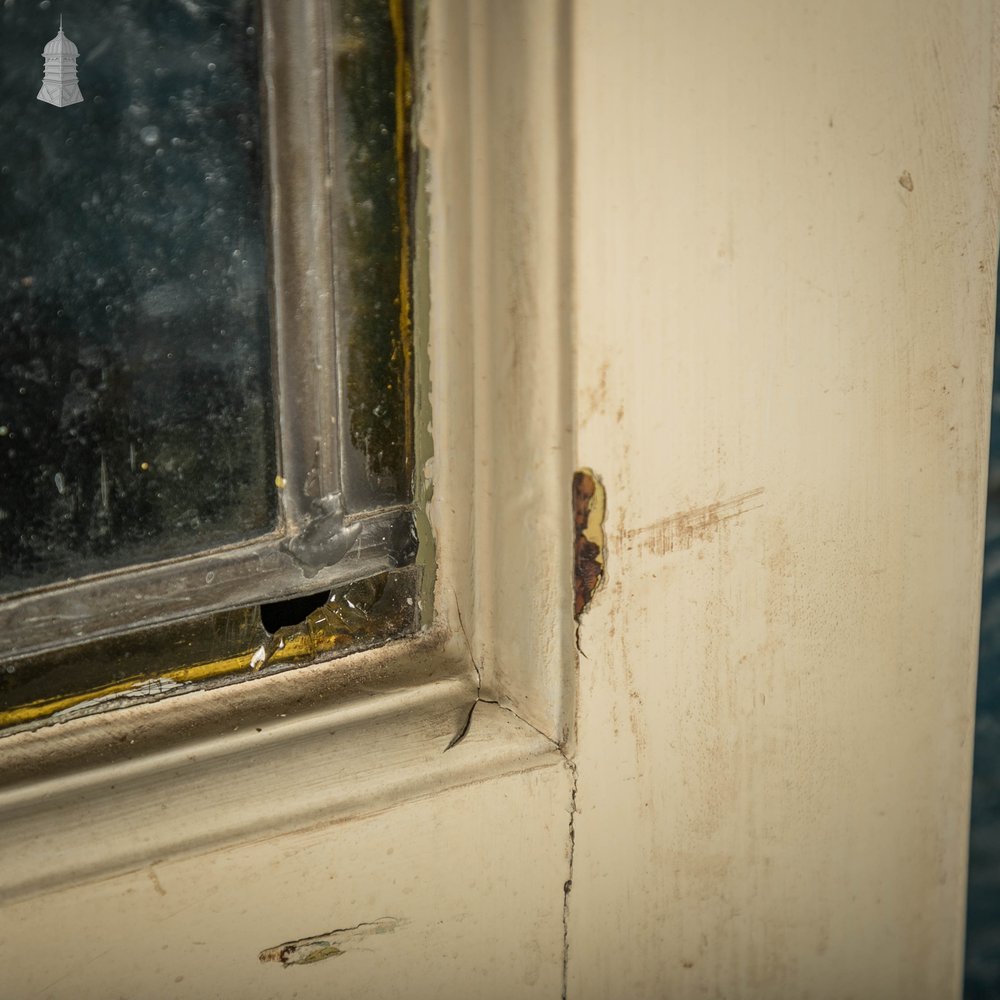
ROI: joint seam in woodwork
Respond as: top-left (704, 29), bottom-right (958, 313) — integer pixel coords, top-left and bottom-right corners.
top-left (446, 594), bottom-right (578, 998)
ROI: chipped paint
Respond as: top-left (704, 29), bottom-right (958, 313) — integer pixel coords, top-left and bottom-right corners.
top-left (259, 917), bottom-right (404, 967)
top-left (46, 678), bottom-right (185, 723)
top-left (573, 469), bottom-right (606, 618)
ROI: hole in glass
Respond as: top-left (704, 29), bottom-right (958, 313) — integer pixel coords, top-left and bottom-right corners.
top-left (260, 589), bottom-right (332, 635)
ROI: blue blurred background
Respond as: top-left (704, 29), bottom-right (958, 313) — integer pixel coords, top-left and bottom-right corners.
top-left (965, 312), bottom-right (1000, 998)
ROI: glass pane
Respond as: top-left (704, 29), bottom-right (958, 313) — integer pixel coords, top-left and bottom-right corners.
top-left (965, 301), bottom-right (1000, 999)
top-left (334, 0), bottom-right (413, 510)
top-left (0, 0), bottom-right (275, 594)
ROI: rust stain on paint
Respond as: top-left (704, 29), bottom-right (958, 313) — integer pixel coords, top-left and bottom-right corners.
top-left (259, 917), bottom-right (404, 967)
top-left (574, 469), bottom-right (606, 617)
top-left (625, 487), bottom-right (764, 555)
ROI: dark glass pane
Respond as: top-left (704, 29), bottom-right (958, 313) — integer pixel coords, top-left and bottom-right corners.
top-left (334, 0), bottom-right (413, 510)
top-left (965, 299), bottom-right (1000, 998)
top-left (0, 0), bottom-right (275, 594)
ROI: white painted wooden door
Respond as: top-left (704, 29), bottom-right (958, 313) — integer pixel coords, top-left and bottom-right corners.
top-left (0, 3), bottom-right (996, 999)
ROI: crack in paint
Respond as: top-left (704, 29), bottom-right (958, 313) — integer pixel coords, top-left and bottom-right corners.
top-left (445, 697), bottom-right (477, 750)
top-left (447, 690), bottom-right (579, 994)
top-left (444, 595), bottom-right (482, 751)
top-left (561, 755), bottom-right (578, 1000)
top-left (442, 469), bottom-right (584, 995)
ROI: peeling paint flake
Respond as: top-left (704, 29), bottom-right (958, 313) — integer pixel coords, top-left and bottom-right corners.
top-left (259, 917), bottom-right (404, 968)
top-left (573, 469), bottom-right (606, 618)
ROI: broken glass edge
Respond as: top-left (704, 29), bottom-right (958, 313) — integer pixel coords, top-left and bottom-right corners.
top-left (0, 565), bottom-right (420, 734)
top-left (0, 505), bottom-right (418, 663)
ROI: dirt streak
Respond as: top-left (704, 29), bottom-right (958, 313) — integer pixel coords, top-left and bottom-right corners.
top-left (625, 488), bottom-right (764, 555)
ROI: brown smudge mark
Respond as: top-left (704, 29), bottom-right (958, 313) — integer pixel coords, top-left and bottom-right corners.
top-left (259, 917), bottom-right (404, 968)
top-left (147, 869), bottom-right (167, 897)
top-left (898, 170), bottom-right (914, 192)
top-left (581, 363), bottom-right (610, 425)
top-left (625, 487), bottom-right (764, 555)
top-left (574, 469), bottom-right (606, 618)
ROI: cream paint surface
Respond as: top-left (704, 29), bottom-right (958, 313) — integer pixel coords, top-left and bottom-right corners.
top-left (0, 761), bottom-right (571, 999)
top-left (568, 2), bottom-right (997, 998)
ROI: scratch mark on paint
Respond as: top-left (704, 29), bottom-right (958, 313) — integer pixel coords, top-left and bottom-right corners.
top-left (259, 917), bottom-right (404, 967)
top-left (625, 487), bottom-right (764, 555)
top-left (33, 947), bottom-right (115, 995)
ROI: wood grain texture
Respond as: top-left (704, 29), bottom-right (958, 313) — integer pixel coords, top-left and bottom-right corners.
top-left (568, 1), bottom-right (998, 997)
